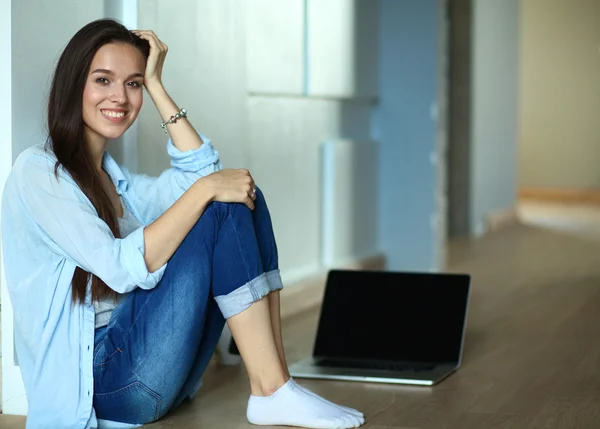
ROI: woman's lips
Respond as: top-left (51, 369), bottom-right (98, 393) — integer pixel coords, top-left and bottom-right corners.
top-left (101, 109), bottom-right (127, 123)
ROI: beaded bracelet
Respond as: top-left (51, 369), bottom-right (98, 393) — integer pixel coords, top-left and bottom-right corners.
top-left (160, 108), bottom-right (187, 134)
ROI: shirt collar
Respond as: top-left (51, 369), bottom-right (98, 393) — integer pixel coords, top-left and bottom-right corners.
top-left (102, 150), bottom-right (129, 195)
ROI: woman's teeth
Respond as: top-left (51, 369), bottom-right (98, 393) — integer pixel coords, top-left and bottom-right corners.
top-left (102, 110), bottom-right (126, 118)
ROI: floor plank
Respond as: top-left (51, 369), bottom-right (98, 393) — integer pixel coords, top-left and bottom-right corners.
top-left (526, 395), bottom-right (600, 429)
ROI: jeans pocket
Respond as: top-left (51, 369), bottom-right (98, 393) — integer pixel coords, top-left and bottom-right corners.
top-left (94, 337), bottom-right (126, 368)
top-left (93, 340), bottom-right (107, 367)
top-left (94, 381), bottom-right (163, 424)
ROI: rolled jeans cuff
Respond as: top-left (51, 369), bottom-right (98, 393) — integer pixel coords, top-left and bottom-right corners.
top-left (265, 269), bottom-right (284, 292)
top-left (215, 270), bottom-right (283, 319)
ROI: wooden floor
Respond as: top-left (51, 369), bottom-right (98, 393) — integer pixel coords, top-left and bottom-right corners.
top-left (2, 221), bottom-right (600, 428)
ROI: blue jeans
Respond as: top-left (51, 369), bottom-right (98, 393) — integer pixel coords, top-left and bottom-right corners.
top-left (92, 188), bottom-right (282, 425)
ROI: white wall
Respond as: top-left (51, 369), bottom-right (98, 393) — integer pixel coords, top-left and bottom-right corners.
top-left (246, 0), bottom-right (305, 96)
top-left (307, 0), bottom-right (379, 99)
top-left (470, 0), bottom-right (520, 234)
top-left (138, 0), bottom-right (249, 174)
top-left (247, 98), bottom-right (373, 280)
top-left (2, 0), bottom-right (105, 415)
top-left (138, 0), bottom-right (379, 283)
top-left (519, 0), bottom-right (600, 189)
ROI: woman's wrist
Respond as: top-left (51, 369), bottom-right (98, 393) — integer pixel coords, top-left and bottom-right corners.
top-left (144, 79), bottom-right (164, 92)
top-left (145, 82), bottom-right (204, 150)
top-left (144, 79), bottom-right (165, 98)
top-left (193, 177), bottom-right (216, 208)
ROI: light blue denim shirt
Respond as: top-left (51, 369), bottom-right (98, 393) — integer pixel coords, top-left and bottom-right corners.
top-left (0, 134), bottom-right (222, 429)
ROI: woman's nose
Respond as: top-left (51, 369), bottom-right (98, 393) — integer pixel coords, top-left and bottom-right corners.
top-left (110, 86), bottom-right (127, 104)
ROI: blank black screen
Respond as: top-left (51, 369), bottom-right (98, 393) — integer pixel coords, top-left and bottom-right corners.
top-left (313, 270), bottom-right (470, 364)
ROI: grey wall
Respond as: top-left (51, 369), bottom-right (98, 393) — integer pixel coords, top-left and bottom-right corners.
top-left (447, 0), bottom-right (520, 237)
top-left (448, 0), bottom-right (472, 237)
top-left (376, 0), bottom-right (441, 271)
top-left (11, 1), bottom-right (105, 161)
top-left (103, 0), bottom-right (139, 170)
top-left (470, 0), bottom-right (519, 234)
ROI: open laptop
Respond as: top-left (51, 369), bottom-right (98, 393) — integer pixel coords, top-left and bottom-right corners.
top-left (288, 269), bottom-right (471, 386)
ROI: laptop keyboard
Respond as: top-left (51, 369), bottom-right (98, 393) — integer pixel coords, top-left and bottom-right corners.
top-left (316, 358), bottom-right (435, 373)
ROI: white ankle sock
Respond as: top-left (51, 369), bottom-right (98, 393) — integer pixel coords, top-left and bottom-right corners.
top-left (291, 378), bottom-right (364, 418)
top-left (247, 379), bottom-right (364, 429)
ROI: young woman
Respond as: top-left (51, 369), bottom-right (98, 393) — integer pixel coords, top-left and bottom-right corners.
top-left (0, 19), bottom-right (365, 429)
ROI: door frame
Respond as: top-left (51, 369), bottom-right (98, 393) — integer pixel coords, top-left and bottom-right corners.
top-left (0, 0), bottom-right (29, 415)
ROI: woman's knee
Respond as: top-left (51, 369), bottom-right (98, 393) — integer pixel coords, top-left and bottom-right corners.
top-left (254, 186), bottom-right (267, 205)
top-left (203, 200), bottom-right (253, 226)
top-left (200, 200), bottom-right (252, 221)
top-left (182, 202), bottom-right (254, 256)
top-left (186, 201), bottom-right (230, 238)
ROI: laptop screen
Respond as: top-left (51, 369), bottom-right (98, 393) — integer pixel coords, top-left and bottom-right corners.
top-left (313, 270), bottom-right (470, 364)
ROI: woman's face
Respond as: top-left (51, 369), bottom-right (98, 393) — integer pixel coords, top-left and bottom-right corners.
top-left (82, 42), bottom-right (145, 145)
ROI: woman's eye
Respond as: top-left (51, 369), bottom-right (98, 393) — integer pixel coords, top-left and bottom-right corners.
top-left (128, 81), bottom-right (142, 88)
top-left (96, 77), bottom-right (109, 84)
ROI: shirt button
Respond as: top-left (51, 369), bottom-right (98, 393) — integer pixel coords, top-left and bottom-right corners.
top-left (88, 391), bottom-right (90, 396)
top-left (88, 346), bottom-right (90, 351)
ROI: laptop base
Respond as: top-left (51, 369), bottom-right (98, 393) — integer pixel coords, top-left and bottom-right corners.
top-left (289, 357), bottom-right (457, 386)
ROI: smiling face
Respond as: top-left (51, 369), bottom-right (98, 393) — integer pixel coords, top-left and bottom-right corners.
top-left (82, 42), bottom-right (145, 147)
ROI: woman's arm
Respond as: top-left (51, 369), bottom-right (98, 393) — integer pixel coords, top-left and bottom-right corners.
top-left (133, 29), bottom-right (203, 152)
top-left (131, 29), bottom-right (257, 271)
top-left (13, 151), bottom-right (256, 293)
top-left (119, 141), bottom-right (219, 225)
top-left (142, 169), bottom-right (257, 272)
top-left (143, 178), bottom-right (211, 272)
top-left (146, 83), bottom-right (203, 152)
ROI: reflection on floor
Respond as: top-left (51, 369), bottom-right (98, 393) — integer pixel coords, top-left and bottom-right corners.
top-left (2, 204), bottom-right (600, 428)
top-left (518, 200), bottom-right (600, 239)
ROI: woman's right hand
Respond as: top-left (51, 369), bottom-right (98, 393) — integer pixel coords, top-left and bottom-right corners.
top-left (201, 169), bottom-right (257, 210)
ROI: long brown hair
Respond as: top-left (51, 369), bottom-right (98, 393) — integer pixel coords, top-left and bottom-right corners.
top-left (45, 19), bottom-right (150, 305)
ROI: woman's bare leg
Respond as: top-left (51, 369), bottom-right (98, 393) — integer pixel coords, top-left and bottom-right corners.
top-left (265, 290), bottom-right (364, 418)
top-left (227, 296), bottom-right (288, 396)
top-left (266, 290), bottom-right (290, 377)
top-left (227, 296), bottom-right (363, 429)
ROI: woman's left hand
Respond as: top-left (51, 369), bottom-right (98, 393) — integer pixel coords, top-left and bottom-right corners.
top-left (131, 29), bottom-right (168, 89)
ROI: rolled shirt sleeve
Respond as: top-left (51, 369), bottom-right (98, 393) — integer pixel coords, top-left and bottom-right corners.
top-left (122, 133), bottom-right (224, 224)
top-left (14, 153), bottom-right (165, 294)
top-left (167, 133), bottom-right (222, 173)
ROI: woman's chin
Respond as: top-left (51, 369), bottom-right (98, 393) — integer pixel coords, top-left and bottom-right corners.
top-left (107, 133), bottom-right (126, 141)
top-left (102, 127), bottom-right (129, 141)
